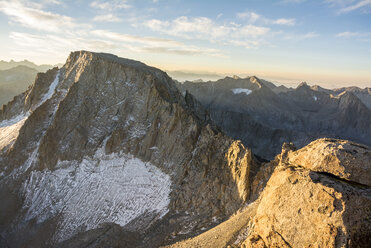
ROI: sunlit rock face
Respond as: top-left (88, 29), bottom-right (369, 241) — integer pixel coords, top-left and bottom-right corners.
top-left (242, 139), bottom-right (371, 248)
top-left (160, 139), bottom-right (371, 248)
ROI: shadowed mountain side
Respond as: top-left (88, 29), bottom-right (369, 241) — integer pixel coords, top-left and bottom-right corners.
top-left (0, 65), bottom-right (38, 106)
top-left (177, 77), bottom-right (371, 159)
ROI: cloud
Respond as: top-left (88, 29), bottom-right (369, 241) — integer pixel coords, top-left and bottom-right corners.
top-left (91, 29), bottom-right (183, 46)
top-left (325, 0), bottom-right (371, 13)
top-left (284, 32), bottom-right (319, 40)
top-left (91, 29), bottom-right (225, 57)
top-left (0, 0), bottom-right (85, 33)
top-left (93, 14), bottom-right (122, 22)
top-left (9, 28), bottom-right (225, 60)
top-left (140, 47), bottom-right (224, 57)
top-left (42, 0), bottom-right (62, 5)
top-left (273, 18), bottom-right (296, 26)
top-left (336, 31), bottom-right (371, 37)
top-left (339, 0), bottom-right (371, 12)
top-left (8, 31), bottom-right (118, 63)
top-left (237, 10), bottom-right (296, 26)
top-left (143, 16), bottom-right (287, 49)
top-left (145, 16), bottom-right (235, 39)
top-left (144, 16), bottom-right (270, 46)
top-left (90, 0), bottom-right (131, 11)
top-left (0, 1), bottom-right (225, 59)
top-left (237, 10), bottom-right (261, 23)
top-left (281, 0), bottom-right (306, 3)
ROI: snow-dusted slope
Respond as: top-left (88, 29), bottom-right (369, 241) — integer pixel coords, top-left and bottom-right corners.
top-left (0, 71), bottom-right (60, 152)
top-left (0, 113), bottom-right (28, 151)
top-left (22, 145), bottom-right (171, 242)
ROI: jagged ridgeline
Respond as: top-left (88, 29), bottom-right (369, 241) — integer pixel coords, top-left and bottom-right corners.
top-left (0, 51), bottom-right (370, 248)
top-left (177, 76), bottom-right (371, 160)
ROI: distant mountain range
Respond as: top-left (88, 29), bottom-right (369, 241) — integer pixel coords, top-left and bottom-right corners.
top-left (166, 70), bottom-right (224, 82)
top-left (0, 59), bottom-right (62, 72)
top-left (0, 60), bottom-right (61, 106)
top-left (0, 66), bottom-right (38, 106)
top-left (177, 76), bottom-right (371, 159)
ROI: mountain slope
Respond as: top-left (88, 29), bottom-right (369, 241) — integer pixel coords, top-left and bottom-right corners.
top-left (0, 65), bottom-right (38, 106)
top-left (178, 78), bottom-right (371, 159)
top-left (0, 51), bottom-right (254, 247)
top-left (0, 59), bottom-right (58, 72)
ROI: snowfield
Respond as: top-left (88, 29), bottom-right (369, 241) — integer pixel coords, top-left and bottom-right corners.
top-left (21, 146), bottom-right (171, 242)
top-left (232, 88), bottom-right (252, 96)
top-left (2, 69), bottom-right (172, 242)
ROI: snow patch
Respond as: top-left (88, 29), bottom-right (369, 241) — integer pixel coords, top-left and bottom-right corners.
top-left (38, 71), bottom-right (60, 107)
top-left (232, 88), bottom-right (252, 96)
top-left (21, 149), bottom-right (171, 242)
top-left (0, 113), bottom-right (29, 150)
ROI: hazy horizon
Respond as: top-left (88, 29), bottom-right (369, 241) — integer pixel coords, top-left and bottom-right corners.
top-left (0, 0), bottom-right (370, 88)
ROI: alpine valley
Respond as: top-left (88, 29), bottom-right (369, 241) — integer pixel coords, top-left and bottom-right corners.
top-left (0, 51), bottom-right (370, 248)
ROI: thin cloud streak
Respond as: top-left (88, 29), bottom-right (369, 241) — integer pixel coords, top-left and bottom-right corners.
top-left (0, 0), bottom-right (84, 33)
top-left (339, 0), bottom-right (371, 12)
top-left (90, 0), bottom-right (131, 11)
top-left (144, 16), bottom-right (272, 49)
top-left (325, 0), bottom-right (371, 13)
top-left (93, 14), bottom-right (122, 22)
top-left (237, 10), bottom-right (296, 26)
top-left (284, 32), bottom-right (319, 40)
top-left (337, 31), bottom-right (371, 37)
top-left (91, 30), bottom-right (225, 57)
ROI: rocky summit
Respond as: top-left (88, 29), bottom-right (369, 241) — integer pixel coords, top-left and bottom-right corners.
top-left (0, 51), bottom-right (370, 248)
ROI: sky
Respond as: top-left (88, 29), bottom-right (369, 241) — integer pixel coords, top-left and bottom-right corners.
top-left (0, 0), bottom-right (370, 88)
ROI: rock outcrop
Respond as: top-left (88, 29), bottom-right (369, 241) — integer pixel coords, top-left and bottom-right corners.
top-left (243, 139), bottom-right (371, 248)
top-left (168, 139), bottom-right (371, 248)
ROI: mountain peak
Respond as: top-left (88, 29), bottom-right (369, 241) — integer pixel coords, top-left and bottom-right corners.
top-left (297, 81), bottom-right (309, 88)
top-left (67, 51), bottom-right (149, 70)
